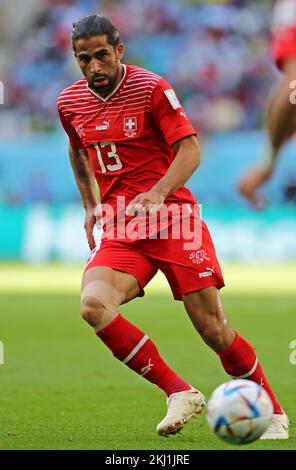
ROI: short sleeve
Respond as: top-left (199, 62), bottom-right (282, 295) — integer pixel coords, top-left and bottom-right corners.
top-left (271, 27), bottom-right (296, 70)
top-left (271, 0), bottom-right (296, 70)
top-left (150, 78), bottom-right (196, 146)
top-left (58, 107), bottom-right (85, 149)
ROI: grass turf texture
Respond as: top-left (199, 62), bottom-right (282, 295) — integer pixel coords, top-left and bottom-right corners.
top-left (0, 263), bottom-right (295, 450)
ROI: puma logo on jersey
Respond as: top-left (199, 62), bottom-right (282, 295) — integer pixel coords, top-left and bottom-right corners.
top-left (199, 267), bottom-right (215, 278)
top-left (96, 120), bottom-right (110, 131)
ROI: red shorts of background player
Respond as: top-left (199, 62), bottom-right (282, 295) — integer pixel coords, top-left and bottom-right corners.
top-left (272, 26), bottom-right (296, 70)
top-left (84, 214), bottom-right (225, 300)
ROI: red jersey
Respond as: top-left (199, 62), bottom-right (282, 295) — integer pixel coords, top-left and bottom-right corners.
top-left (58, 64), bottom-right (197, 210)
top-left (271, 0), bottom-right (296, 70)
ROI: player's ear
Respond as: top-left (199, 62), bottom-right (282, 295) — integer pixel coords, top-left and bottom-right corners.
top-left (116, 43), bottom-right (124, 60)
top-left (72, 40), bottom-right (77, 57)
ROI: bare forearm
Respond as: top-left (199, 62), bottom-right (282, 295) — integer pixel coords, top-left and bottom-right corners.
top-left (125, 136), bottom-right (201, 215)
top-left (266, 59), bottom-right (296, 165)
top-left (153, 136), bottom-right (201, 198)
top-left (69, 146), bottom-right (98, 209)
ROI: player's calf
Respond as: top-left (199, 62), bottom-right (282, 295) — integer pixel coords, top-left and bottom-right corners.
top-left (183, 289), bottom-right (284, 416)
top-left (96, 314), bottom-right (193, 398)
top-left (198, 321), bottom-right (235, 353)
top-left (183, 289), bottom-right (234, 352)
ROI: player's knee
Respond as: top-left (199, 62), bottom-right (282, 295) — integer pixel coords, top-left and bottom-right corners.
top-left (80, 297), bottom-right (105, 326)
top-left (80, 280), bottom-right (125, 328)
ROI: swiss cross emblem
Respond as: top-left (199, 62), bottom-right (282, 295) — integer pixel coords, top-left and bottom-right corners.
top-left (189, 249), bottom-right (210, 265)
top-left (124, 117), bottom-right (137, 137)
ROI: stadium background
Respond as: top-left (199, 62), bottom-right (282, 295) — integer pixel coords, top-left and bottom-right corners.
top-left (0, 0), bottom-right (295, 451)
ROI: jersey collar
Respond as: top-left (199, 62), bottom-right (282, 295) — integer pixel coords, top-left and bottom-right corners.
top-left (87, 64), bottom-right (127, 102)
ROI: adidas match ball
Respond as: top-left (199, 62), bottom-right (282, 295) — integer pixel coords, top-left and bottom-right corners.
top-left (206, 379), bottom-right (273, 444)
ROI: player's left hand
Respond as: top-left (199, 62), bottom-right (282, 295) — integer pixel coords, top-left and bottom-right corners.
top-left (126, 189), bottom-right (165, 216)
top-left (237, 165), bottom-right (272, 210)
top-left (84, 206), bottom-right (97, 250)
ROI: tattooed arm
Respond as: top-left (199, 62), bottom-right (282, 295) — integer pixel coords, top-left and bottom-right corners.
top-left (69, 146), bottom-right (98, 250)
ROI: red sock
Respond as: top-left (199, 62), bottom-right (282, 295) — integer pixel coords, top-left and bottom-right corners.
top-left (96, 314), bottom-right (191, 397)
top-left (218, 332), bottom-right (283, 414)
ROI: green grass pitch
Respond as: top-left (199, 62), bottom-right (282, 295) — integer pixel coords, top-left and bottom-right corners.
top-left (0, 263), bottom-right (295, 450)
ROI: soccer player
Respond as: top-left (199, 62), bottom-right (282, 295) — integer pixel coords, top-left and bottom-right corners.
top-left (58, 14), bottom-right (288, 439)
top-left (238, 0), bottom-right (296, 207)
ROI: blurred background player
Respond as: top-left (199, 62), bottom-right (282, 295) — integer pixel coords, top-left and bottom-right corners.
top-left (58, 14), bottom-right (288, 439)
top-left (238, 0), bottom-right (296, 207)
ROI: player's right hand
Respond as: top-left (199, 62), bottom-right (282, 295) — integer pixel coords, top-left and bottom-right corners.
top-left (125, 189), bottom-right (165, 216)
top-left (237, 165), bottom-right (273, 210)
top-left (84, 206), bottom-right (97, 250)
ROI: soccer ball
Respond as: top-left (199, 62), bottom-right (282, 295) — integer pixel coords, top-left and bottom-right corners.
top-left (206, 379), bottom-right (273, 445)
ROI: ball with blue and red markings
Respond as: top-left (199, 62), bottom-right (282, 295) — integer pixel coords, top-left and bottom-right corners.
top-left (206, 379), bottom-right (273, 445)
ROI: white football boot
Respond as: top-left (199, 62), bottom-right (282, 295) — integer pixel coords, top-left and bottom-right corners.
top-left (260, 413), bottom-right (289, 440)
top-left (156, 387), bottom-right (206, 436)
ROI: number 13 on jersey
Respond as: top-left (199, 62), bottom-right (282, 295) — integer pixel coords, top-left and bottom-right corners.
top-left (94, 141), bottom-right (123, 173)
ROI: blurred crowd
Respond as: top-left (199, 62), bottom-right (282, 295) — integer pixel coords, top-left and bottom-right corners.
top-left (0, 0), bottom-right (278, 138)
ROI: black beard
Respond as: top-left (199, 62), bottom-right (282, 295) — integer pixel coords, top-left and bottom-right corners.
top-left (89, 70), bottom-right (120, 98)
top-left (89, 81), bottom-right (112, 97)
